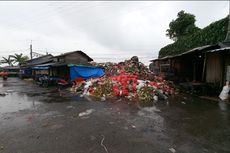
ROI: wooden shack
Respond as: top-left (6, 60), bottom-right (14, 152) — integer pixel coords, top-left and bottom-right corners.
top-left (50, 51), bottom-right (93, 80)
top-left (53, 50), bottom-right (93, 64)
top-left (150, 42), bottom-right (230, 91)
top-left (205, 46), bottom-right (230, 87)
top-left (20, 54), bottom-right (53, 79)
top-left (150, 44), bottom-right (220, 82)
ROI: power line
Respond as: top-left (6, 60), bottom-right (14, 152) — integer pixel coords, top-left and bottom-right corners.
top-left (0, 2), bottom-right (159, 55)
top-left (3, 2), bottom-right (156, 33)
top-left (51, 2), bottom-right (157, 30)
top-left (3, 2), bottom-right (105, 32)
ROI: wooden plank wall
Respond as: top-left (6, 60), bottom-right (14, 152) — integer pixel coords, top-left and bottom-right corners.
top-left (65, 52), bottom-right (89, 64)
top-left (206, 52), bottom-right (222, 86)
top-left (224, 51), bottom-right (230, 82)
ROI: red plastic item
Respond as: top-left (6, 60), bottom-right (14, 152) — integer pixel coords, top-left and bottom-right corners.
top-left (74, 77), bottom-right (84, 84)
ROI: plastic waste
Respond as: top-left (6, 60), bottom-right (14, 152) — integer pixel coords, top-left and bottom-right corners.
top-left (72, 57), bottom-right (175, 105)
top-left (219, 81), bottom-right (230, 100)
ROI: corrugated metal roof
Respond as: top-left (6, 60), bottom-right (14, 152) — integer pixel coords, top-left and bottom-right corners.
top-left (151, 44), bottom-right (219, 62)
top-left (207, 46), bottom-right (230, 53)
top-left (23, 54), bottom-right (53, 67)
top-left (54, 50), bottom-right (93, 62)
top-left (50, 62), bottom-right (93, 67)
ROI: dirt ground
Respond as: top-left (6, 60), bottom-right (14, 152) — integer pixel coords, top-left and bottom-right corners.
top-left (0, 78), bottom-right (229, 153)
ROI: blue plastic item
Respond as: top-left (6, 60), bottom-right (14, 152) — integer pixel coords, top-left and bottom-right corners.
top-left (69, 65), bottom-right (104, 80)
top-left (32, 66), bottom-right (49, 70)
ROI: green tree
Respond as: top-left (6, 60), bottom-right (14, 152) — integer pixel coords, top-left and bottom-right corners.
top-left (11, 53), bottom-right (29, 65)
top-left (1, 55), bottom-right (14, 66)
top-left (166, 10), bottom-right (200, 41)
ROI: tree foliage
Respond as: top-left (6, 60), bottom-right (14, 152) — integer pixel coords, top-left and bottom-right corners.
top-left (11, 53), bottom-right (29, 65)
top-left (166, 10), bottom-right (200, 41)
top-left (159, 16), bottom-right (228, 58)
top-left (1, 56), bottom-right (14, 66)
top-left (1, 53), bottom-right (29, 66)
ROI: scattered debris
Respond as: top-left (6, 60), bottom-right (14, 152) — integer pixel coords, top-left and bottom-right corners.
top-left (90, 135), bottom-right (96, 141)
top-left (66, 105), bottom-right (75, 109)
top-left (131, 125), bottom-right (136, 129)
top-left (181, 101), bottom-right (186, 104)
top-left (52, 114), bottom-right (65, 118)
top-left (26, 114), bottom-right (35, 122)
top-left (42, 122), bottom-right (52, 128)
top-left (0, 93), bottom-right (6, 97)
top-left (6, 90), bottom-right (14, 93)
top-left (109, 122), bottom-right (115, 125)
top-left (100, 135), bottom-right (109, 153)
top-left (3, 116), bottom-right (10, 120)
top-left (0, 145), bottom-right (4, 150)
top-left (169, 147), bottom-right (176, 153)
top-left (78, 109), bottom-right (95, 117)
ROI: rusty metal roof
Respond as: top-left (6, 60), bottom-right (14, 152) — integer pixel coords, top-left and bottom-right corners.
top-left (54, 50), bottom-right (93, 62)
top-left (151, 44), bottom-right (220, 62)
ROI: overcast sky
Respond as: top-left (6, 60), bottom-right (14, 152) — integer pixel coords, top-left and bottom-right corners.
top-left (0, 1), bottom-right (228, 65)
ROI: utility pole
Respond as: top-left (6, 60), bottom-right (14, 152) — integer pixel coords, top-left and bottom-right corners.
top-left (30, 40), bottom-right (33, 59)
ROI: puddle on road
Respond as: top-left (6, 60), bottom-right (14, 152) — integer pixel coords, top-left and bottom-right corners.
top-left (0, 92), bottom-right (41, 114)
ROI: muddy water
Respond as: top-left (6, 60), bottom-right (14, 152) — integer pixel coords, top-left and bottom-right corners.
top-left (154, 95), bottom-right (230, 152)
top-left (0, 92), bottom-right (41, 113)
top-left (0, 78), bottom-right (229, 153)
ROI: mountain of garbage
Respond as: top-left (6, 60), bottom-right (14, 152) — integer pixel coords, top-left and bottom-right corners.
top-left (70, 56), bottom-right (175, 105)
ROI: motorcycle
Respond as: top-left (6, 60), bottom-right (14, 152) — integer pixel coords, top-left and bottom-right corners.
top-left (36, 74), bottom-right (49, 87)
top-left (0, 71), bottom-right (8, 81)
top-left (3, 75), bottom-right (7, 80)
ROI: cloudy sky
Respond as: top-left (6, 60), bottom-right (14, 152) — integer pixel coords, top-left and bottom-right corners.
top-left (0, 1), bottom-right (228, 65)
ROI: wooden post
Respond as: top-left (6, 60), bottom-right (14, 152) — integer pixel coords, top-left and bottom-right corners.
top-left (202, 52), bottom-right (207, 82)
top-left (221, 52), bottom-right (226, 87)
top-left (193, 62), bottom-right (196, 82)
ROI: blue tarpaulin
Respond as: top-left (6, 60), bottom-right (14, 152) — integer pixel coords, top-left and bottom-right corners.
top-left (69, 65), bottom-right (104, 80)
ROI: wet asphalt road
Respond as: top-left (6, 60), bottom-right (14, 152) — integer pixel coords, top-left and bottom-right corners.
top-left (0, 78), bottom-right (229, 153)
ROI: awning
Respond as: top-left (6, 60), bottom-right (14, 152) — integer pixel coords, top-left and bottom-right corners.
top-left (32, 63), bottom-right (56, 70)
top-left (32, 66), bottom-right (49, 70)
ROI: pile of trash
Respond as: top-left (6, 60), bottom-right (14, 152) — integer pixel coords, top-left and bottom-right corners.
top-left (92, 56), bottom-right (152, 80)
top-left (71, 56), bottom-right (175, 105)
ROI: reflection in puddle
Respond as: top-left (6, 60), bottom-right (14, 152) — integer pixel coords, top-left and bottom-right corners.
top-left (0, 92), bottom-right (41, 113)
top-left (218, 101), bottom-right (228, 111)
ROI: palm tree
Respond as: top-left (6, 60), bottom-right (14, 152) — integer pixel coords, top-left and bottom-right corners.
top-left (1, 56), bottom-right (14, 66)
top-left (11, 53), bottom-right (29, 66)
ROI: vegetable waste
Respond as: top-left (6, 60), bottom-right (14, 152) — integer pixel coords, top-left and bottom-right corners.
top-left (71, 56), bottom-right (175, 105)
